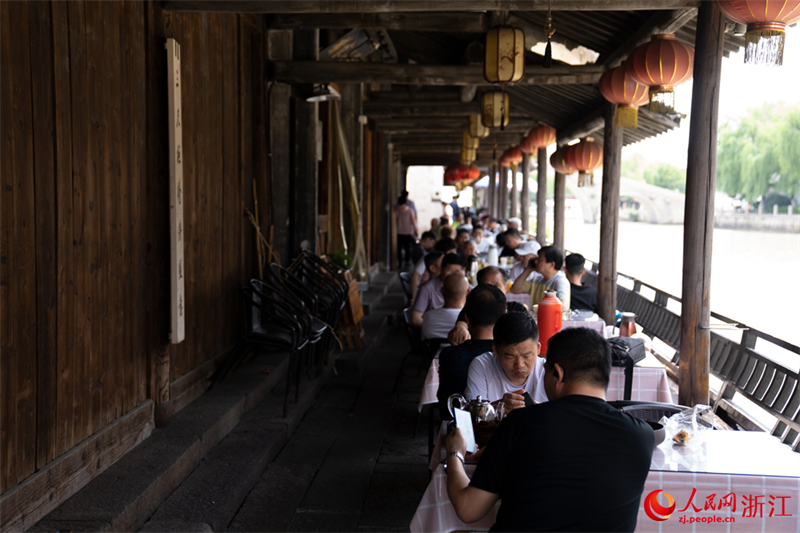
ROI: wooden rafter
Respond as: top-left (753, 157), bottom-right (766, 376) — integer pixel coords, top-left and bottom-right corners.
top-left (269, 12), bottom-right (489, 32)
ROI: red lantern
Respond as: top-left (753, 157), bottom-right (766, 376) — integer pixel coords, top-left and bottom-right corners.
top-left (598, 64), bottom-right (650, 128)
top-left (549, 146), bottom-right (576, 175)
top-left (519, 137), bottom-right (535, 155)
top-left (508, 147), bottom-right (523, 164)
top-left (526, 124), bottom-right (557, 150)
top-left (467, 164), bottom-right (481, 182)
top-left (444, 163), bottom-right (468, 185)
top-left (626, 34), bottom-right (694, 115)
top-left (715, 1), bottom-right (800, 65)
top-left (566, 138), bottom-right (603, 187)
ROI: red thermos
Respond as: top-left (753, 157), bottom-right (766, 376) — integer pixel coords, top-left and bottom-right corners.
top-left (537, 291), bottom-right (562, 356)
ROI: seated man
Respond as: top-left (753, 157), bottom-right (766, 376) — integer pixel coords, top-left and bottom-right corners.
top-left (422, 272), bottom-right (468, 340)
top-left (447, 266), bottom-right (526, 345)
top-left (472, 225), bottom-right (490, 254)
top-left (412, 253), bottom-right (463, 328)
top-left (507, 216), bottom-right (522, 231)
top-left (445, 327), bottom-right (655, 532)
top-left (507, 240), bottom-right (540, 282)
top-left (437, 284), bottom-right (507, 418)
top-left (510, 245), bottom-right (571, 310)
top-left (410, 237), bottom-right (457, 305)
top-left (464, 311), bottom-right (548, 410)
top-left (411, 231), bottom-right (436, 266)
top-left (565, 253), bottom-right (599, 313)
top-left (498, 228), bottom-right (522, 258)
top-left (454, 227), bottom-right (471, 257)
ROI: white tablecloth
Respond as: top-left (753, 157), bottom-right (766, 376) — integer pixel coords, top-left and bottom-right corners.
top-left (411, 431), bottom-right (800, 533)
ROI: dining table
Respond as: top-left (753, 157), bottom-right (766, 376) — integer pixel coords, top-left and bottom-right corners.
top-left (411, 429), bottom-right (800, 533)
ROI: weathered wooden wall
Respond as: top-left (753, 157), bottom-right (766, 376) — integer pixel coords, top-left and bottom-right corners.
top-left (0, 0), bottom-right (267, 499)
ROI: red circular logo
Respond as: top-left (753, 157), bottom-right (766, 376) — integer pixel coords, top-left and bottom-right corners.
top-left (644, 490), bottom-right (676, 521)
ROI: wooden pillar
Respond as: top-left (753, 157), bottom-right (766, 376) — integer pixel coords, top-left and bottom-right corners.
top-left (291, 29), bottom-right (319, 254)
top-left (492, 165), bottom-right (499, 217)
top-left (536, 147), bottom-right (547, 245)
top-left (521, 153), bottom-right (530, 233)
top-left (499, 167), bottom-right (508, 220)
top-left (679, 2), bottom-right (725, 408)
top-left (340, 83), bottom-right (363, 247)
top-left (268, 29), bottom-right (293, 265)
top-left (487, 164), bottom-right (495, 216)
top-left (553, 170), bottom-right (566, 252)
top-left (598, 103), bottom-right (623, 325)
top-left (509, 165), bottom-right (518, 220)
top-left (381, 135), bottom-right (393, 269)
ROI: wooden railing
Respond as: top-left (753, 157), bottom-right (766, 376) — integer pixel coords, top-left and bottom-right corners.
top-left (582, 261), bottom-right (800, 452)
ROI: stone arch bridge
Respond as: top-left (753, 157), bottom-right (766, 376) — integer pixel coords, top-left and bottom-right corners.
top-left (566, 175), bottom-right (685, 224)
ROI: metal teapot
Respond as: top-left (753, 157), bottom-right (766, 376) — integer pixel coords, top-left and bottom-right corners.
top-left (447, 394), bottom-right (499, 423)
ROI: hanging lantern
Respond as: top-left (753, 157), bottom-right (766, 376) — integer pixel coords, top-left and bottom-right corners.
top-left (626, 34), bottom-right (694, 115)
top-left (519, 136), bottom-right (536, 155)
top-left (484, 26), bottom-right (525, 84)
top-left (566, 137), bottom-right (603, 187)
top-left (508, 146), bottom-right (524, 165)
top-left (481, 91), bottom-right (510, 129)
top-left (549, 146), bottom-right (577, 175)
top-left (468, 114), bottom-right (490, 139)
top-left (715, 1), bottom-right (800, 66)
top-left (598, 64), bottom-right (650, 128)
top-left (526, 124), bottom-right (557, 149)
top-left (462, 131), bottom-right (480, 150)
top-left (467, 164), bottom-right (481, 182)
top-left (461, 146), bottom-right (477, 163)
top-left (444, 163), bottom-right (468, 185)
top-left (499, 149), bottom-right (512, 167)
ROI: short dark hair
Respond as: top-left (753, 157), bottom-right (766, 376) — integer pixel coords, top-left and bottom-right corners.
top-left (565, 253), bottom-right (586, 276)
top-left (398, 196), bottom-right (407, 205)
top-left (456, 227), bottom-right (470, 236)
top-left (539, 245), bottom-right (564, 271)
top-left (435, 237), bottom-right (457, 253)
top-left (493, 311), bottom-right (539, 348)
top-left (505, 228), bottom-right (521, 240)
top-left (420, 231), bottom-right (436, 241)
top-left (546, 327), bottom-right (611, 388)
top-left (472, 225), bottom-right (484, 233)
top-left (441, 253), bottom-right (463, 270)
top-left (465, 285), bottom-right (507, 328)
top-left (477, 265), bottom-right (502, 285)
top-left (401, 190), bottom-right (409, 197)
top-left (424, 251), bottom-right (444, 271)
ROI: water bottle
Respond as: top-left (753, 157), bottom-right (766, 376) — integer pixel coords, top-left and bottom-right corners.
top-left (487, 243), bottom-right (499, 267)
top-left (537, 291), bottom-right (562, 356)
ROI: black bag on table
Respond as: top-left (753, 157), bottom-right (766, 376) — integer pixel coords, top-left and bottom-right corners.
top-left (608, 336), bottom-right (646, 401)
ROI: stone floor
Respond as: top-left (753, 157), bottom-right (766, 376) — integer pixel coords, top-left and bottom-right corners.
top-left (225, 293), bottom-right (433, 532)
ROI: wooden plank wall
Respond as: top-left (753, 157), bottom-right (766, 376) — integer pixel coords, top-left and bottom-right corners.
top-left (0, 1), bottom-right (266, 496)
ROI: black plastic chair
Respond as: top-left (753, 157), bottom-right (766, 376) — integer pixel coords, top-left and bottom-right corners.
top-left (399, 272), bottom-right (413, 302)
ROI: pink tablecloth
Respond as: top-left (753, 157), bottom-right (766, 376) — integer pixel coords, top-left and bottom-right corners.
top-left (418, 355), bottom-right (674, 412)
top-left (411, 432), bottom-right (800, 533)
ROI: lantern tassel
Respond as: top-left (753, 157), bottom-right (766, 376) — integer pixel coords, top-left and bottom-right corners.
top-left (745, 25), bottom-right (786, 66)
top-left (544, 38), bottom-right (553, 68)
top-left (616, 106), bottom-right (639, 128)
top-left (649, 87), bottom-right (675, 115)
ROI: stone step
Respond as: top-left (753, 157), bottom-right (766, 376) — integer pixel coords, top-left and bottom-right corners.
top-left (333, 314), bottom-right (389, 375)
top-left (32, 350), bottom-right (292, 533)
top-left (360, 272), bottom-right (399, 316)
top-left (142, 364), bottom-right (332, 532)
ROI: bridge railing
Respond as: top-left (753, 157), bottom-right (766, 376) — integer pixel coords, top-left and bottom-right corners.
top-left (582, 260), bottom-right (800, 452)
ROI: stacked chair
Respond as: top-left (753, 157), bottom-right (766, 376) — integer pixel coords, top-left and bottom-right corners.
top-left (211, 249), bottom-right (348, 417)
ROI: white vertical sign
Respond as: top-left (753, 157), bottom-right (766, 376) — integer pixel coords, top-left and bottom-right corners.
top-left (166, 38), bottom-right (185, 344)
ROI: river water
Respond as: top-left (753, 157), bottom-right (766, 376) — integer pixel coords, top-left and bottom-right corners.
top-left (563, 219), bottom-right (800, 347)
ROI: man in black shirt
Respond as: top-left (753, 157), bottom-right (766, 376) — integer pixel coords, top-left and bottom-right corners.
top-left (445, 327), bottom-right (654, 532)
top-left (438, 285), bottom-right (507, 419)
top-left (565, 252), bottom-right (599, 313)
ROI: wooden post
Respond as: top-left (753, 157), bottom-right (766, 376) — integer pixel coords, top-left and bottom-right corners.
top-left (679, 2), bottom-right (725, 408)
top-left (553, 170), bottom-right (566, 251)
top-left (492, 164), bottom-right (499, 217)
top-left (536, 147), bottom-right (547, 245)
top-left (268, 29), bottom-right (292, 265)
top-left (499, 167), bottom-right (508, 220)
top-left (292, 29), bottom-right (319, 254)
top-left (521, 152), bottom-right (530, 233)
top-left (509, 164), bottom-right (518, 220)
top-left (381, 135), bottom-right (393, 268)
top-left (487, 163), bottom-right (495, 215)
top-left (598, 102), bottom-right (623, 325)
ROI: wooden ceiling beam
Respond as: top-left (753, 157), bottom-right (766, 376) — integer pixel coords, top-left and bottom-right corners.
top-left (557, 107), bottom-right (604, 145)
top-left (269, 12), bottom-right (489, 32)
top-left (270, 61), bottom-right (604, 86)
top-left (602, 8), bottom-right (698, 67)
top-left (165, 1), bottom-right (702, 14)
top-left (363, 101), bottom-right (536, 119)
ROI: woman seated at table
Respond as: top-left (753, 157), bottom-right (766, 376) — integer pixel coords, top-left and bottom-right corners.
top-left (445, 328), bottom-right (655, 532)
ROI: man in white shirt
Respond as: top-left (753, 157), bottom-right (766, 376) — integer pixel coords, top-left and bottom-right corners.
top-left (410, 237), bottom-right (457, 305)
top-left (472, 226), bottom-right (490, 255)
top-left (510, 245), bottom-right (571, 310)
top-left (422, 272), bottom-right (469, 340)
top-left (464, 311), bottom-right (548, 413)
top-left (507, 240), bottom-right (540, 282)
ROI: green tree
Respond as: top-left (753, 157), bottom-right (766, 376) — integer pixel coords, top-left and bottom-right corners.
top-left (643, 164), bottom-right (686, 192)
top-left (717, 104), bottom-right (798, 202)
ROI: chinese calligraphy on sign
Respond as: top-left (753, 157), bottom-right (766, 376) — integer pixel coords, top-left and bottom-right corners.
top-left (167, 38), bottom-right (185, 344)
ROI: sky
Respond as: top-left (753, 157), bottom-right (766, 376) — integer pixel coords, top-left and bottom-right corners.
top-left (623, 25), bottom-right (800, 168)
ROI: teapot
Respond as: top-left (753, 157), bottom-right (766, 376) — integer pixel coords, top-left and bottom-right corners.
top-left (448, 394), bottom-right (500, 423)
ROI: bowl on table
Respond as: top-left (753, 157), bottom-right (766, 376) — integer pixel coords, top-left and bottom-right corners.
top-left (646, 420), bottom-right (666, 447)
